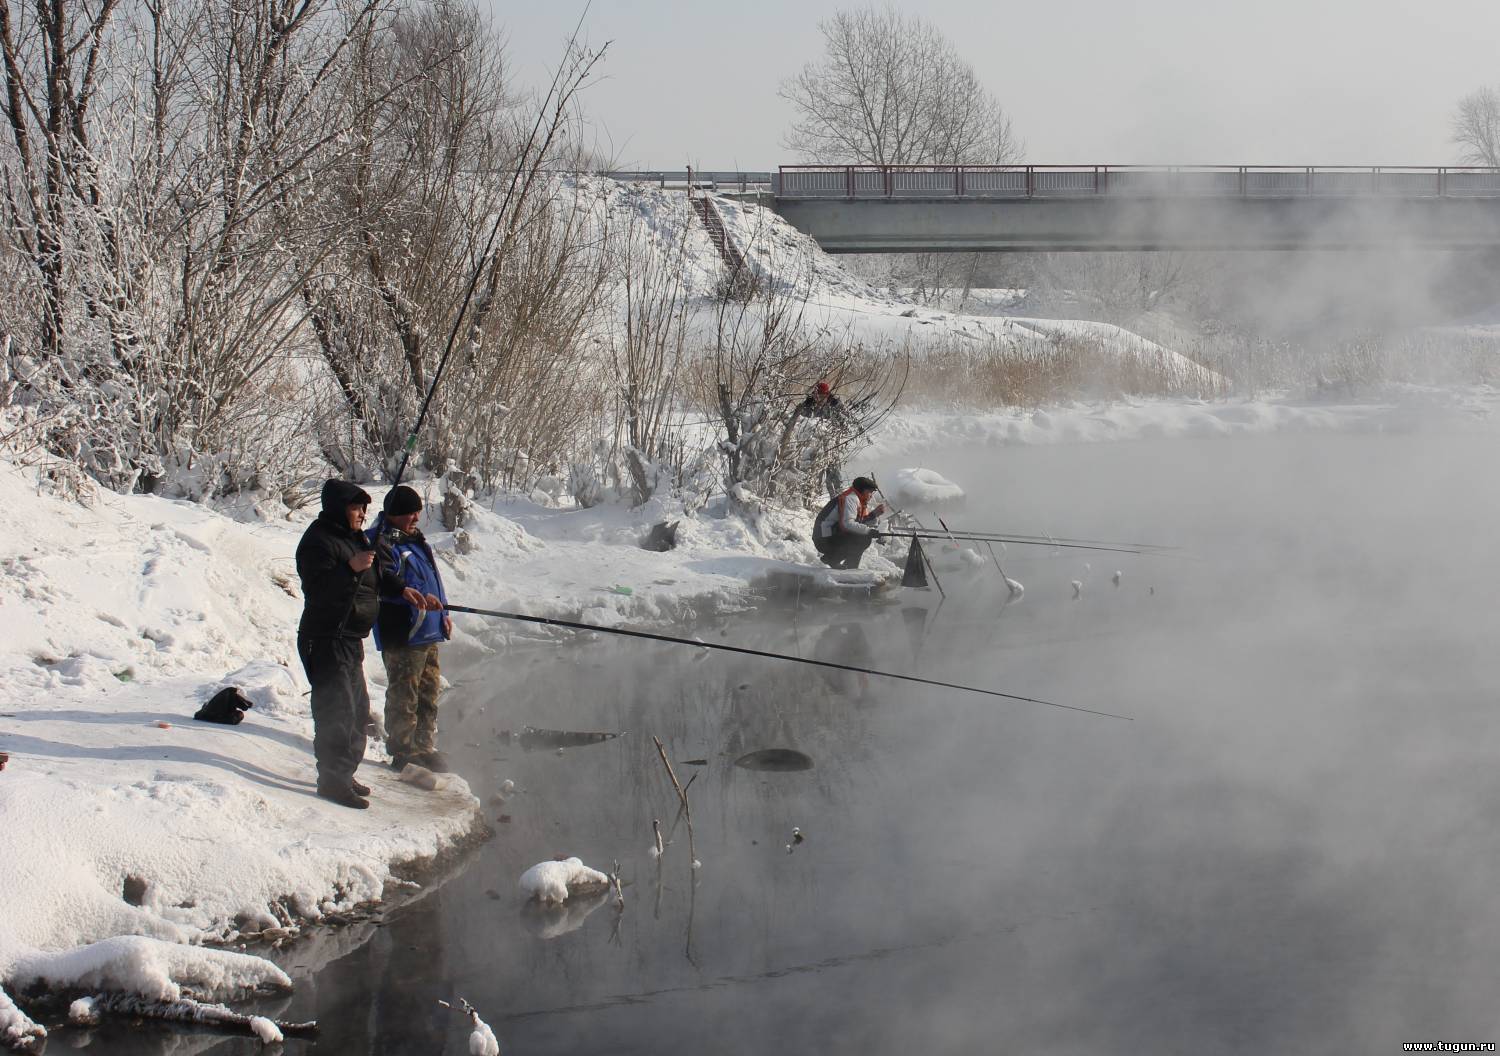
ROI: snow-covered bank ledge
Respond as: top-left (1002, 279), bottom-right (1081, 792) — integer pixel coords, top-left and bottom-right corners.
top-left (868, 387), bottom-right (1500, 460)
top-left (0, 658), bottom-right (486, 1046)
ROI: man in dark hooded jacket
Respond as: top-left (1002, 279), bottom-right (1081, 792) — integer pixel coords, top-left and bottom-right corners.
top-left (296, 480), bottom-right (422, 808)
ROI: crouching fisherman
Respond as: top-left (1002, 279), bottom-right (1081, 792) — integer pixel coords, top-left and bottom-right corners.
top-left (368, 485), bottom-right (452, 774)
top-left (296, 480), bottom-right (424, 809)
top-left (812, 475), bottom-right (886, 570)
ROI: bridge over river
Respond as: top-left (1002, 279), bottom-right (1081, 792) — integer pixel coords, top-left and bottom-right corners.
top-left (609, 166), bottom-right (1500, 253)
top-left (772, 165), bottom-right (1500, 253)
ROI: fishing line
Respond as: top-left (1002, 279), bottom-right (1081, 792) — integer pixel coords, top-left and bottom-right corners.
top-left (444, 603), bottom-right (1131, 721)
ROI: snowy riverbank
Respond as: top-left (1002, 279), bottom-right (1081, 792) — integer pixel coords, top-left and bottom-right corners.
top-left (5, 384), bottom-right (1498, 1044)
top-left (867, 385), bottom-right (1500, 461)
top-left (0, 454), bottom-right (895, 1044)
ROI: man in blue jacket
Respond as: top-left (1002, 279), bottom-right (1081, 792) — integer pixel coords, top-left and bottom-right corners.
top-left (368, 485), bottom-right (452, 773)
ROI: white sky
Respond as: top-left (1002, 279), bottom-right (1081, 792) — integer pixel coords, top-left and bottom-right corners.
top-left (491, 0), bottom-right (1500, 169)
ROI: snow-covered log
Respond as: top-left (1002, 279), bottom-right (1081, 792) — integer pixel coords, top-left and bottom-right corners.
top-left (69, 992), bottom-right (314, 1041)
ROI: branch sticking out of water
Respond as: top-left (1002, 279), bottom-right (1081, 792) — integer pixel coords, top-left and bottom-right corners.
top-left (652, 736), bottom-right (698, 869)
top-left (438, 998), bottom-right (499, 1056)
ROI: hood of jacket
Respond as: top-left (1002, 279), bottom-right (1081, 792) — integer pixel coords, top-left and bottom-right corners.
top-left (319, 479), bottom-right (373, 525)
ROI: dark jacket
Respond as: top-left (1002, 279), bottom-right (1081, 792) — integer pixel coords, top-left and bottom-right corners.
top-left (296, 480), bottom-right (403, 640)
top-left (797, 393), bottom-right (843, 421)
top-left (367, 513), bottom-right (449, 651)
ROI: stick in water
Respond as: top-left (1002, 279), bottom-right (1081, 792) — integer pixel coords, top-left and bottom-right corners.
top-left (653, 736), bottom-right (699, 867)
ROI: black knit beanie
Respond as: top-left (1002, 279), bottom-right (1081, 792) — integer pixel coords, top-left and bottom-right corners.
top-left (383, 484), bottom-right (423, 515)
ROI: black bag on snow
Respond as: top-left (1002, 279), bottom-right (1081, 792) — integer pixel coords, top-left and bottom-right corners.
top-left (194, 686), bottom-right (254, 725)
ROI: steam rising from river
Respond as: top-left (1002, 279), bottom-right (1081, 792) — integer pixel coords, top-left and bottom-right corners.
top-left (262, 418), bottom-right (1500, 1055)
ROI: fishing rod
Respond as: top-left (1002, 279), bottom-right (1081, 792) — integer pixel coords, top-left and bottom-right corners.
top-left (883, 531), bottom-right (1146, 556)
top-left (923, 528), bottom-right (1178, 552)
top-left (444, 603), bottom-right (1131, 721)
top-left (390, 3), bottom-right (598, 487)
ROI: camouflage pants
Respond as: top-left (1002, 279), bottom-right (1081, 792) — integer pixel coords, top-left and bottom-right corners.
top-left (382, 644), bottom-right (442, 758)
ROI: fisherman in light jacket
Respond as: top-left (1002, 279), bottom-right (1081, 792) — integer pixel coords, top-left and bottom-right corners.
top-left (811, 476), bottom-right (885, 569)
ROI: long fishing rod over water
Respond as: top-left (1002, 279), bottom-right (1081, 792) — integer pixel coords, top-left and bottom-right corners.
top-left (917, 528), bottom-right (1179, 552)
top-left (884, 531), bottom-right (1149, 556)
top-left (444, 603), bottom-right (1132, 721)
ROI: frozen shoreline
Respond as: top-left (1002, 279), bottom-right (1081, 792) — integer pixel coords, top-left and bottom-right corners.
top-left (4, 386), bottom-right (1497, 1043)
top-left (0, 454), bottom-right (891, 1042)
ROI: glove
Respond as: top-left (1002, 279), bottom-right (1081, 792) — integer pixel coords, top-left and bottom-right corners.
top-left (869, 529), bottom-right (884, 539)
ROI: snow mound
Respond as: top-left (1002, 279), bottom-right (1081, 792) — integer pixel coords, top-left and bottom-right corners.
top-left (883, 467), bottom-right (965, 509)
top-left (211, 658), bottom-right (303, 717)
top-left (11, 936), bottom-right (290, 1002)
top-left (518, 858), bottom-right (609, 905)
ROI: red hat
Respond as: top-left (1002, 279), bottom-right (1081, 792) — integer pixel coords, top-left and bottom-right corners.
top-left (815, 381), bottom-right (831, 395)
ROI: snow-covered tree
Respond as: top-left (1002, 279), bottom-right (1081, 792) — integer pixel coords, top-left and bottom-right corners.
top-left (1453, 84), bottom-right (1500, 167)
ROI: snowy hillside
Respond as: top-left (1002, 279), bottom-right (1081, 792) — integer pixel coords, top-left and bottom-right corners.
top-left (587, 178), bottom-right (1223, 393)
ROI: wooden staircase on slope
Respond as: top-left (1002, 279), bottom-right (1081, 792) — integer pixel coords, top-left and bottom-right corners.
top-left (690, 194), bottom-right (748, 277)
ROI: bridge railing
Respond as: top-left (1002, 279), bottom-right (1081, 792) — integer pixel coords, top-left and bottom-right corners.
top-left (774, 165), bottom-right (1500, 199)
top-left (605, 170), bottom-right (772, 194)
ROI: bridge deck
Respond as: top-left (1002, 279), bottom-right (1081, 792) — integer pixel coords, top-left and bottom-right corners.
top-left (774, 165), bottom-right (1500, 200)
top-left (769, 166), bottom-right (1500, 252)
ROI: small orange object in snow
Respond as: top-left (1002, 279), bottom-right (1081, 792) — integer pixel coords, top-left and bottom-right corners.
top-left (0, 751), bottom-right (9, 771)
top-left (155, 721), bottom-right (171, 729)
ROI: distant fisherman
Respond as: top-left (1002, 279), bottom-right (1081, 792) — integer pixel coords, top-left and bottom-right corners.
top-left (812, 475), bottom-right (885, 569)
top-left (296, 481), bottom-right (424, 809)
top-left (792, 380), bottom-right (848, 495)
top-left (367, 485), bottom-right (452, 775)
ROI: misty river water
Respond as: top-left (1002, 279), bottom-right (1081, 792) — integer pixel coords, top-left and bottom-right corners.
top-left (87, 419), bottom-right (1500, 1054)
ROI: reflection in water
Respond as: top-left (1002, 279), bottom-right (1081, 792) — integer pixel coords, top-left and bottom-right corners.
top-left (521, 890), bottom-right (612, 940)
top-left (517, 726), bottom-right (621, 751)
top-left (733, 748), bottom-right (814, 772)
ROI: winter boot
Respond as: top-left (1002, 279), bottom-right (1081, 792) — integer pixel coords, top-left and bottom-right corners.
top-left (317, 783), bottom-right (369, 809)
top-left (414, 750), bottom-right (450, 774)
